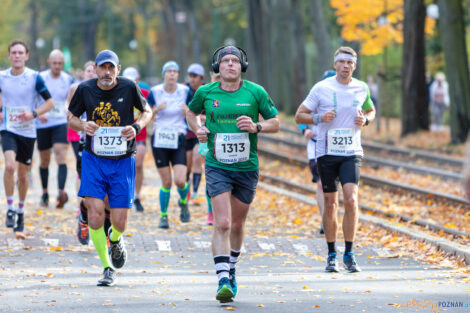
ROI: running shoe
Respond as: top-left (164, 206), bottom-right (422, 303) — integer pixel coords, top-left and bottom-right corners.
top-left (179, 200), bottom-right (190, 223)
top-left (158, 215), bottom-right (169, 229)
top-left (216, 277), bottom-right (234, 303)
top-left (206, 211), bottom-right (214, 225)
top-left (13, 213), bottom-right (24, 232)
top-left (325, 252), bottom-right (339, 273)
top-left (343, 252), bottom-right (361, 273)
top-left (77, 213), bottom-right (89, 245)
top-left (319, 225), bottom-right (324, 235)
top-left (56, 191), bottom-right (68, 209)
top-left (97, 267), bottom-right (116, 286)
top-left (40, 193), bottom-right (49, 208)
top-left (108, 230), bottom-right (128, 269)
top-left (134, 198), bottom-right (144, 212)
top-left (229, 268), bottom-right (237, 298)
top-left (5, 209), bottom-right (16, 228)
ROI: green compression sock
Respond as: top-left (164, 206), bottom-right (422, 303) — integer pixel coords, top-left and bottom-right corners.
top-left (89, 226), bottom-right (111, 269)
top-left (160, 186), bottom-right (171, 216)
top-left (109, 225), bottom-right (123, 242)
top-left (177, 182), bottom-right (189, 204)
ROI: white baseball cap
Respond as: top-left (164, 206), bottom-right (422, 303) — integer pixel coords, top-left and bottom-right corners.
top-left (123, 67), bottom-right (139, 82)
top-left (187, 63), bottom-right (205, 77)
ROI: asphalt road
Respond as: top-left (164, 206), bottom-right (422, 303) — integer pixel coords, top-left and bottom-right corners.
top-left (0, 146), bottom-right (468, 313)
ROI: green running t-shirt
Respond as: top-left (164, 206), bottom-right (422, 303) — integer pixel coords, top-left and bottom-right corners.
top-left (189, 80), bottom-right (278, 171)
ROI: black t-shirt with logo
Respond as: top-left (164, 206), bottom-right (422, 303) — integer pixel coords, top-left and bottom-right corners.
top-left (68, 77), bottom-right (146, 159)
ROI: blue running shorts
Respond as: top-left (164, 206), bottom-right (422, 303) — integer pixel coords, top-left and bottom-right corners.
top-left (79, 150), bottom-right (136, 209)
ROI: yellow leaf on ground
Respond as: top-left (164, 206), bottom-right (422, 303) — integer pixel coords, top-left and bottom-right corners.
top-left (257, 304), bottom-right (264, 307)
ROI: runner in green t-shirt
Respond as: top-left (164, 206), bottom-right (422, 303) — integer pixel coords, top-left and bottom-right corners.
top-left (187, 46), bottom-right (280, 303)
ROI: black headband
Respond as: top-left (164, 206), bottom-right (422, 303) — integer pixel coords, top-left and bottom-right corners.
top-left (217, 46), bottom-right (243, 64)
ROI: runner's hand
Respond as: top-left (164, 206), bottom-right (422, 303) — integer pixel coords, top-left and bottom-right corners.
top-left (304, 129), bottom-right (315, 139)
top-left (196, 126), bottom-right (210, 143)
top-left (18, 111), bottom-right (34, 122)
top-left (84, 121), bottom-right (99, 136)
top-left (0, 112), bottom-right (3, 122)
top-left (38, 114), bottom-right (48, 123)
top-left (157, 102), bottom-right (167, 111)
top-left (237, 115), bottom-right (256, 133)
top-left (355, 110), bottom-right (366, 127)
top-left (321, 109), bottom-right (335, 123)
top-left (121, 125), bottom-right (136, 141)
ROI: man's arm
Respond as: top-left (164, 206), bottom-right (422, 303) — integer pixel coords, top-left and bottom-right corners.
top-left (68, 113), bottom-right (85, 132)
top-left (236, 115), bottom-right (280, 133)
top-left (295, 104), bottom-right (335, 125)
top-left (121, 102), bottom-right (153, 141)
top-left (186, 109), bottom-right (209, 143)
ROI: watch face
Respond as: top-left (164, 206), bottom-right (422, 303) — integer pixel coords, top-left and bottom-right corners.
top-left (257, 123), bottom-right (262, 132)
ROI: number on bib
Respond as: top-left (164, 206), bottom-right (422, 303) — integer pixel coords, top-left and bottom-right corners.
top-left (47, 101), bottom-right (66, 119)
top-left (214, 133), bottom-right (250, 164)
top-left (5, 106), bottom-right (34, 132)
top-left (92, 127), bottom-right (127, 156)
top-left (326, 128), bottom-right (360, 155)
top-left (153, 128), bottom-right (179, 149)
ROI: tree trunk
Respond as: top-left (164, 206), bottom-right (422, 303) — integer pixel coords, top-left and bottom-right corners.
top-left (246, 0), bottom-right (270, 86)
top-left (401, 0), bottom-right (428, 136)
top-left (28, 0), bottom-right (40, 69)
top-left (160, 0), bottom-right (177, 62)
top-left (309, 0), bottom-right (332, 79)
top-left (291, 0), bottom-right (307, 107)
top-left (79, 0), bottom-right (106, 62)
top-left (185, 0), bottom-right (201, 63)
top-left (438, 0), bottom-right (470, 143)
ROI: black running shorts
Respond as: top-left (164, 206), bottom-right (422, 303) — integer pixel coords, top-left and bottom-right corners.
top-left (317, 155), bottom-right (362, 193)
top-left (37, 123), bottom-right (68, 150)
top-left (1, 130), bottom-right (35, 165)
top-left (205, 165), bottom-right (259, 204)
top-left (152, 135), bottom-right (186, 168)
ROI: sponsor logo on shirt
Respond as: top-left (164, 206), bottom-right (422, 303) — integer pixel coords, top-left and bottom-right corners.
top-left (212, 100), bottom-right (220, 108)
top-left (236, 103), bottom-right (251, 107)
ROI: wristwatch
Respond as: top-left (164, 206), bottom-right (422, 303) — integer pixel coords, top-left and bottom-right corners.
top-left (32, 110), bottom-right (38, 118)
top-left (364, 117), bottom-right (369, 126)
top-left (256, 123), bottom-right (262, 133)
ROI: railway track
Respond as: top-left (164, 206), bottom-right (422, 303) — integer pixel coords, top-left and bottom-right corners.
top-left (276, 126), bottom-right (464, 173)
top-left (258, 146), bottom-right (470, 206)
top-left (258, 179), bottom-right (470, 265)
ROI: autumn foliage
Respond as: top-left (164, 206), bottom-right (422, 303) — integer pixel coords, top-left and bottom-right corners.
top-left (330, 0), bottom-right (435, 55)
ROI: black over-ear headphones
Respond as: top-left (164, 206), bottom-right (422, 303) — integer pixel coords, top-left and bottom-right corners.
top-left (211, 46), bottom-right (248, 74)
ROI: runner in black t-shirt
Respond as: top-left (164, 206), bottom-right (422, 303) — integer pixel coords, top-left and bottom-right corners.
top-left (68, 50), bottom-right (152, 286)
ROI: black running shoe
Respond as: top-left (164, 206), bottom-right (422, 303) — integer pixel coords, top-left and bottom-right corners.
top-left (97, 267), bottom-right (116, 286)
top-left (134, 198), bottom-right (144, 212)
top-left (13, 213), bottom-right (24, 232)
top-left (108, 230), bottom-right (127, 269)
top-left (179, 200), bottom-right (190, 223)
top-left (319, 225), bottom-right (324, 235)
top-left (343, 252), bottom-right (361, 273)
top-left (5, 209), bottom-right (16, 228)
top-left (325, 252), bottom-right (339, 272)
top-left (40, 193), bottom-right (49, 208)
top-left (158, 215), bottom-right (169, 229)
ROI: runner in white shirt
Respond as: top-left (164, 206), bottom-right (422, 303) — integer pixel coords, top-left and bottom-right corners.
top-left (0, 40), bottom-right (54, 234)
top-left (36, 50), bottom-right (74, 209)
top-left (147, 61), bottom-right (190, 229)
top-left (295, 46), bottom-right (375, 273)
